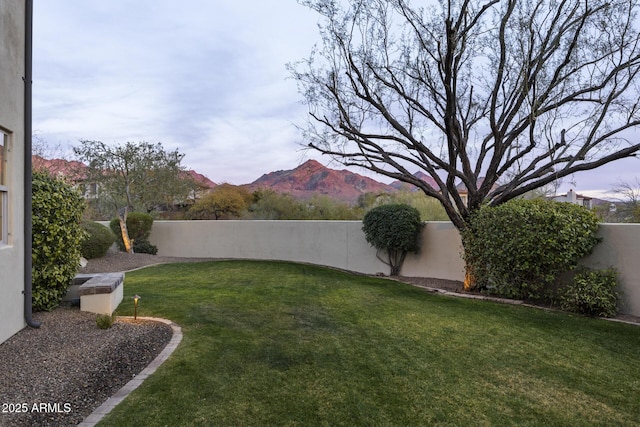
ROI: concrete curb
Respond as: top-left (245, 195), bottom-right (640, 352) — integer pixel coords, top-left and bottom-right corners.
top-left (77, 317), bottom-right (182, 426)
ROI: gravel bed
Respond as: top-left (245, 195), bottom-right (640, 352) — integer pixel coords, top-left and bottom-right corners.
top-left (79, 250), bottom-right (216, 274)
top-left (0, 306), bottom-right (172, 427)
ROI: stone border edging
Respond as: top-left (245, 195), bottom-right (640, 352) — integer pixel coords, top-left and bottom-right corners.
top-left (402, 280), bottom-right (640, 326)
top-left (77, 317), bottom-right (183, 426)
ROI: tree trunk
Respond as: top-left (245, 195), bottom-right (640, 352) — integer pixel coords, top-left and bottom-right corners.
top-left (463, 264), bottom-right (476, 291)
top-left (118, 209), bottom-right (134, 254)
top-left (459, 227), bottom-right (477, 291)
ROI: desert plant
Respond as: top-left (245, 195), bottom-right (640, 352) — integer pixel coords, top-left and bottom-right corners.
top-left (96, 313), bottom-right (116, 329)
top-left (462, 199), bottom-right (601, 300)
top-left (362, 204), bottom-right (423, 275)
top-left (80, 220), bottom-right (116, 259)
top-left (133, 239), bottom-right (158, 255)
top-left (32, 171), bottom-right (87, 311)
top-left (186, 183), bottom-right (252, 220)
top-left (110, 212), bottom-right (156, 253)
top-left (561, 268), bottom-right (620, 317)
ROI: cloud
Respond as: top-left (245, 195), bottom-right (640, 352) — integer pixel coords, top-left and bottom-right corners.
top-left (32, 0), bottom-right (323, 184)
top-left (31, 0), bottom-right (640, 192)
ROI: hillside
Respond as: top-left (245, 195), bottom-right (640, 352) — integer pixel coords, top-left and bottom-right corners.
top-left (32, 156), bottom-right (217, 190)
top-left (390, 171), bottom-right (439, 191)
top-left (33, 156), bottom-right (432, 203)
top-left (248, 160), bottom-right (397, 202)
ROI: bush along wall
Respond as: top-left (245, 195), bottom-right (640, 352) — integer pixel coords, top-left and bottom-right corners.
top-left (110, 212), bottom-right (158, 254)
top-left (462, 199), bottom-right (601, 302)
top-left (561, 267), bottom-right (620, 317)
top-left (32, 171), bottom-right (87, 311)
top-left (80, 220), bottom-right (116, 259)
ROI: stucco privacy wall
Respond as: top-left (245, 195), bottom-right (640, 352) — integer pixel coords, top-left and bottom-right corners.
top-left (149, 220), bottom-right (388, 274)
top-left (583, 224), bottom-right (640, 317)
top-left (147, 221), bottom-right (639, 317)
top-left (148, 221), bottom-right (466, 279)
top-left (0, 2), bottom-right (26, 344)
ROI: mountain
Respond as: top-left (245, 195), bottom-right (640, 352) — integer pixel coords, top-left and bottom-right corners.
top-left (183, 170), bottom-right (217, 189)
top-left (32, 155), bottom-right (88, 180)
top-left (248, 159), bottom-right (396, 203)
top-left (390, 171), bottom-right (438, 191)
top-left (32, 156), bottom-right (218, 190)
top-left (33, 155), bottom-right (401, 203)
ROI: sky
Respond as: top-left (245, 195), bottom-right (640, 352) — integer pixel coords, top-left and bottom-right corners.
top-left (32, 0), bottom-right (639, 199)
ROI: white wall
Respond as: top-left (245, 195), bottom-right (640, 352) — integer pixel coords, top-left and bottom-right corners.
top-left (148, 221), bottom-right (640, 317)
top-left (0, 1), bottom-right (26, 344)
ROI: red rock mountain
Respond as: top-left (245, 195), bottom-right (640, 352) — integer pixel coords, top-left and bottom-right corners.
top-left (182, 170), bottom-right (217, 190)
top-left (390, 171), bottom-right (439, 192)
top-left (33, 156), bottom-right (217, 190)
top-left (248, 160), bottom-right (396, 202)
top-left (32, 155), bottom-right (88, 180)
top-left (34, 156), bottom-right (411, 202)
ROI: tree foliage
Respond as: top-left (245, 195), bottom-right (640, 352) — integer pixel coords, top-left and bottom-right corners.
top-left (186, 184), bottom-right (252, 220)
top-left (292, 0), bottom-right (640, 230)
top-left (612, 178), bottom-right (640, 222)
top-left (74, 140), bottom-right (190, 252)
top-left (358, 191), bottom-right (449, 221)
top-left (242, 189), bottom-right (362, 220)
top-left (32, 171), bottom-right (87, 311)
top-left (362, 204), bottom-right (423, 275)
top-left (462, 199), bottom-right (601, 300)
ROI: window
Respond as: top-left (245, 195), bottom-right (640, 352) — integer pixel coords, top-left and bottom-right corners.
top-left (0, 131), bottom-right (8, 244)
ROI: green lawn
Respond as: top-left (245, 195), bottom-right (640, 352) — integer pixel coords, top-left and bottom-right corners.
top-left (99, 260), bottom-right (640, 426)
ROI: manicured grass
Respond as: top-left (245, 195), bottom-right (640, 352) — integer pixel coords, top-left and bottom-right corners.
top-left (100, 260), bottom-right (640, 426)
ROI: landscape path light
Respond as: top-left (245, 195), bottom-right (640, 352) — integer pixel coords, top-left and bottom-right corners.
top-left (133, 294), bottom-right (140, 320)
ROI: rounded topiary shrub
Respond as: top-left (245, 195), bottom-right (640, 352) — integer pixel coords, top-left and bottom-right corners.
top-left (80, 220), bottom-right (116, 259)
top-left (32, 171), bottom-right (87, 311)
top-left (462, 198), bottom-right (601, 301)
top-left (561, 268), bottom-right (620, 317)
top-left (362, 204), bottom-right (423, 275)
top-left (110, 212), bottom-right (157, 254)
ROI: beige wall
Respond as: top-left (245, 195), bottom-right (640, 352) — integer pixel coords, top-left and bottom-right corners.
top-left (583, 224), bottom-right (640, 317)
top-left (150, 220), bottom-right (387, 274)
top-left (148, 221), bottom-right (639, 317)
top-left (149, 221), bottom-right (466, 280)
top-left (0, 2), bottom-right (26, 344)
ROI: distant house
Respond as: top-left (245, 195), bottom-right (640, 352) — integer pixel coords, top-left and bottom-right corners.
top-left (181, 169), bottom-right (217, 204)
top-left (551, 189), bottom-right (593, 209)
top-left (456, 177), bottom-right (497, 205)
top-left (0, 2), bottom-right (31, 344)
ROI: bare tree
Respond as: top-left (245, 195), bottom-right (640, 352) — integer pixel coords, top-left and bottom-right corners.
top-left (612, 177), bottom-right (640, 221)
top-left (291, 0), bottom-right (640, 231)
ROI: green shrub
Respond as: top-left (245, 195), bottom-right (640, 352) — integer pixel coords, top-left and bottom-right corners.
top-left (110, 212), bottom-right (155, 252)
top-left (462, 199), bottom-right (601, 301)
top-left (96, 313), bottom-right (116, 329)
top-left (561, 268), bottom-right (620, 317)
top-left (362, 204), bottom-right (423, 275)
top-left (32, 171), bottom-right (87, 311)
top-left (80, 220), bottom-right (116, 259)
top-left (133, 238), bottom-right (158, 255)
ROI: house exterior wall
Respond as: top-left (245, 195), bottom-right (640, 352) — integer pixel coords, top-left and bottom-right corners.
top-left (0, 2), bottom-right (26, 344)
top-left (144, 221), bottom-right (639, 317)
